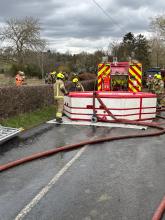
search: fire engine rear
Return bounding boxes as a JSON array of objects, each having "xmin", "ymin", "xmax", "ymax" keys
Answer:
[{"xmin": 98, "ymin": 61, "xmax": 142, "ymax": 92}]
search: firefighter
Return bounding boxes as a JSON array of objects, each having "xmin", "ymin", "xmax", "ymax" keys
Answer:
[
  {"xmin": 50, "ymin": 71, "xmax": 56, "ymax": 83},
  {"xmin": 15, "ymin": 71, "xmax": 25, "ymax": 86},
  {"xmin": 70, "ymin": 77, "xmax": 84, "ymax": 92},
  {"xmin": 146, "ymin": 75, "xmax": 153, "ymax": 92},
  {"xmin": 116, "ymin": 78, "xmax": 120, "ymax": 90},
  {"xmin": 54, "ymin": 72, "xmax": 68, "ymax": 123},
  {"xmin": 121, "ymin": 79, "xmax": 125, "ymax": 90},
  {"xmin": 123, "ymin": 78, "xmax": 128, "ymax": 90},
  {"xmin": 152, "ymin": 74, "xmax": 164, "ymax": 107},
  {"xmin": 112, "ymin": 78, "xmax": 116, "ymax": 90},
  {"xmin": 45, "ymin": 72, "xmax": 51, "ymax": 84}
]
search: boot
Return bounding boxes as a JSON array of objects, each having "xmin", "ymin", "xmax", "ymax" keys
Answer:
[{"xmin": 56, "ymin": 118, "xmax": 63, "ymax": 123}]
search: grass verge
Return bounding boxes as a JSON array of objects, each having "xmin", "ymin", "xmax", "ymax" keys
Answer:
[{"xmin": 0, "ymin": 105, "xmax": 55, "ymax": 130}]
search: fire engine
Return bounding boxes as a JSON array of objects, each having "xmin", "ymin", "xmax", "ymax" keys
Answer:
[
  {"xmin": 97, "ymin": 61, "xmax": 142, "ymax": 92},
  {"xmin": 61, "ymin": 60, "xmax": 158, "ymax": 125}
]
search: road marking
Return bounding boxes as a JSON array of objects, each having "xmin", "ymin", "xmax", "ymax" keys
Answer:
[{"xmin": 14, "ymin": 146, "xmax": 87, "ymax": 220}]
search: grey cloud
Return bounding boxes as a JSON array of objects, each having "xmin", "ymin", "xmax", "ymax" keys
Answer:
[
  {"xmin": 0, "ymin": 0, "xmax": 63, "ymax": 22},
  {"xmin": 0, "ymin": 0, "xmax": 164, "ymax": 52},
  {"xmin": 111, "ymin": 0, "xmax": 149, "ymax": 10}
]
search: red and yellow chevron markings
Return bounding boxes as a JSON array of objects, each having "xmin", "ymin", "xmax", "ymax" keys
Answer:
[
  {"xmin": 128, "ymin": 63, "xmax": 142, "ymax": 93},
  {"xmin": 98, "ymin": 63, "xmax": 110, "ymax": 91}
]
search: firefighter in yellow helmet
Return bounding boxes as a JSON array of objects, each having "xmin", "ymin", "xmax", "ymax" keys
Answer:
[
  {"xmin": 70, "ymin": 77, "xmax": 84, "ymax": 92},
  {"xmin": 54, "ymin": 72, "xmax": 68, "ymax": 123},
  {"xmin": 152, "ymin": 74, "xmax": 164, "ymax": 107},
  {"xmin": 50, "ymin": 71, "xmax": 56, "ymax": 84}
]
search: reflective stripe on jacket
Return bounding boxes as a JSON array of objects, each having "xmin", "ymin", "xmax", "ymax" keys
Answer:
[{"xmin": 54, "ymin": 79, "xmax": 67, "ymax": 99}]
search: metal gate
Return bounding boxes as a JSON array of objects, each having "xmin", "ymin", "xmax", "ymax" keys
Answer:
[{"xmin": 0, "ymin": 126, "xmax": 20, "ymax": 144}]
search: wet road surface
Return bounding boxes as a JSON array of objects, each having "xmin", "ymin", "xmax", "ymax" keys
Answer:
[{"xmin": 0, "ymin": 122, "xmax": 165, "ymax": 220}]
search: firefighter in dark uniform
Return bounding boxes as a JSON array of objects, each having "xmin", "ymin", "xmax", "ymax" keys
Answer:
[{"xmin": 69, "ymin": 77, "xmax": 84, "ymax": 92}]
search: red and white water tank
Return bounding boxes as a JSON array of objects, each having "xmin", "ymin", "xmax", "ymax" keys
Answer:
[{"xmin": 64, "ymin": 91, "xmax": 157, "ymax": 122}]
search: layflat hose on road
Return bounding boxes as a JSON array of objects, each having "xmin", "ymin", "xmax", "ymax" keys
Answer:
[
  {"xmin": 152, "ymin": 197, "xmax": 165, "ymax": 220},
  {"xmin": 0, "ymin": 93, "xmax": 165, "ymax": 219},
  {"xmin": 96, "ymin": 93, "xmax": 165, "ymax": 220},
  {"xmin": 0, "ymin": 119, "xmax": 165, "ymax": 173}
]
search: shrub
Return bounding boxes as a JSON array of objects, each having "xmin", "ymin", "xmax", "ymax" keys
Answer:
[{"xmin": 0, "ymin": 85, "xmax": 54, "ymax": 119}]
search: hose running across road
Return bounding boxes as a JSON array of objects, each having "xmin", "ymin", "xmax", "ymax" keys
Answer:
[{"xmin": 0, "ymin": 93, "xmax": 165, "ymax": 219}]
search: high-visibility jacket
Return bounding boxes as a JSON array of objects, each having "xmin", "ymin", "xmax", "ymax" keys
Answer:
[
  {"xmin": 15, "ymin": 74, "xmax": 23, "ymax": 86},
  {"xmin": 76, "ymin": 82, "xmax": 84, "ymax": 91},
  {"xmin": 54, "ymin": 79, "xmax": 67, "ymax": 99},
  {"xmin": 69, "ymin": 82, "xmax": 84, "ymax": 92}
]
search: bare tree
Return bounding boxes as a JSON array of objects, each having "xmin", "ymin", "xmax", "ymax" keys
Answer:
[
  {"xmin": 150, "ymin": 15, "xmax": 165, "ymax": 39},
  {"xmin": 0, "ymin": 17, "xmax": 46, "ymax": 66},
  {"xmin": 150, "ymin": 15, "xmax": 165, "ymax": 67},
  {"xmin": 149, "ymin": 37, "xmax": 165, "ymax": 67}
]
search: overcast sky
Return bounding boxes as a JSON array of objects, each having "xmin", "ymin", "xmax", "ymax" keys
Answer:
[{"xmin": 0, "ymin": 0, "xmax": 164, "ymax": 54}]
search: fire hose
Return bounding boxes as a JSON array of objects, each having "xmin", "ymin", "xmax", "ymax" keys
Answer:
[
  {"xmin": 0, "ymin": 92, "xmax": 165, "ymax": 219},
  {"xmin": 94, "ymin": 92, "xmax": 165, "ymax": 220},
  {"xmin": 152, "ymin": 197, "xmax": 165, "ymax": 220}
]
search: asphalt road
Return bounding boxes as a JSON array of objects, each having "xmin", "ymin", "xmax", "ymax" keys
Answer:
[{"xmin": 0, "ymin": 122, "xmax": 165, "ymax": 220}]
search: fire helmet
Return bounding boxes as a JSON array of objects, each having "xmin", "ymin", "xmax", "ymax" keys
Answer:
[
  {"xmin": 18, "ymin": 71, "xmax": 25, "ymax": 76},
  {"xmin": 157, "ymin": 74, "xmax": 162, "ymax": 80},
  {"xmin": 57, "ymin": 72, "xmax": 64, "ymax": 79},
  {"xmin": 72, "ymin": 77, "xmax": 78, "ymax": 83},
  {"xmin": 51, "ymin": 71, "xmax": 56, "ymax": 75}
]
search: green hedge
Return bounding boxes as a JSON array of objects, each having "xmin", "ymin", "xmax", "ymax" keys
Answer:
[
  {"xmin": 0, "ymin": 85, "xmax": 54, "ymax": 119},
  {"xmin": 0, "ymin": 79, "xmax": 96, "ymax": 119}
]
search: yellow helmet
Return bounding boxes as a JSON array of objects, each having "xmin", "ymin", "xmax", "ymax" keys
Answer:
[
  {"xmin": 154, "ymin": 74, "xmax": 158, "ymax": 78},
  {"xmin": 51, "ymin": 71, "xmax": 56, "ymax": 75},
  {"xmin": 157, "ymin": 74, "xmax": 162, "ymax": 79},
  {"xmin": 72, "ymin": 77, "xmax": 78, "ymax": 83},
  {"xmin": 57, "ymin": 72, "xmax": 64, "ymax": 79}
]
